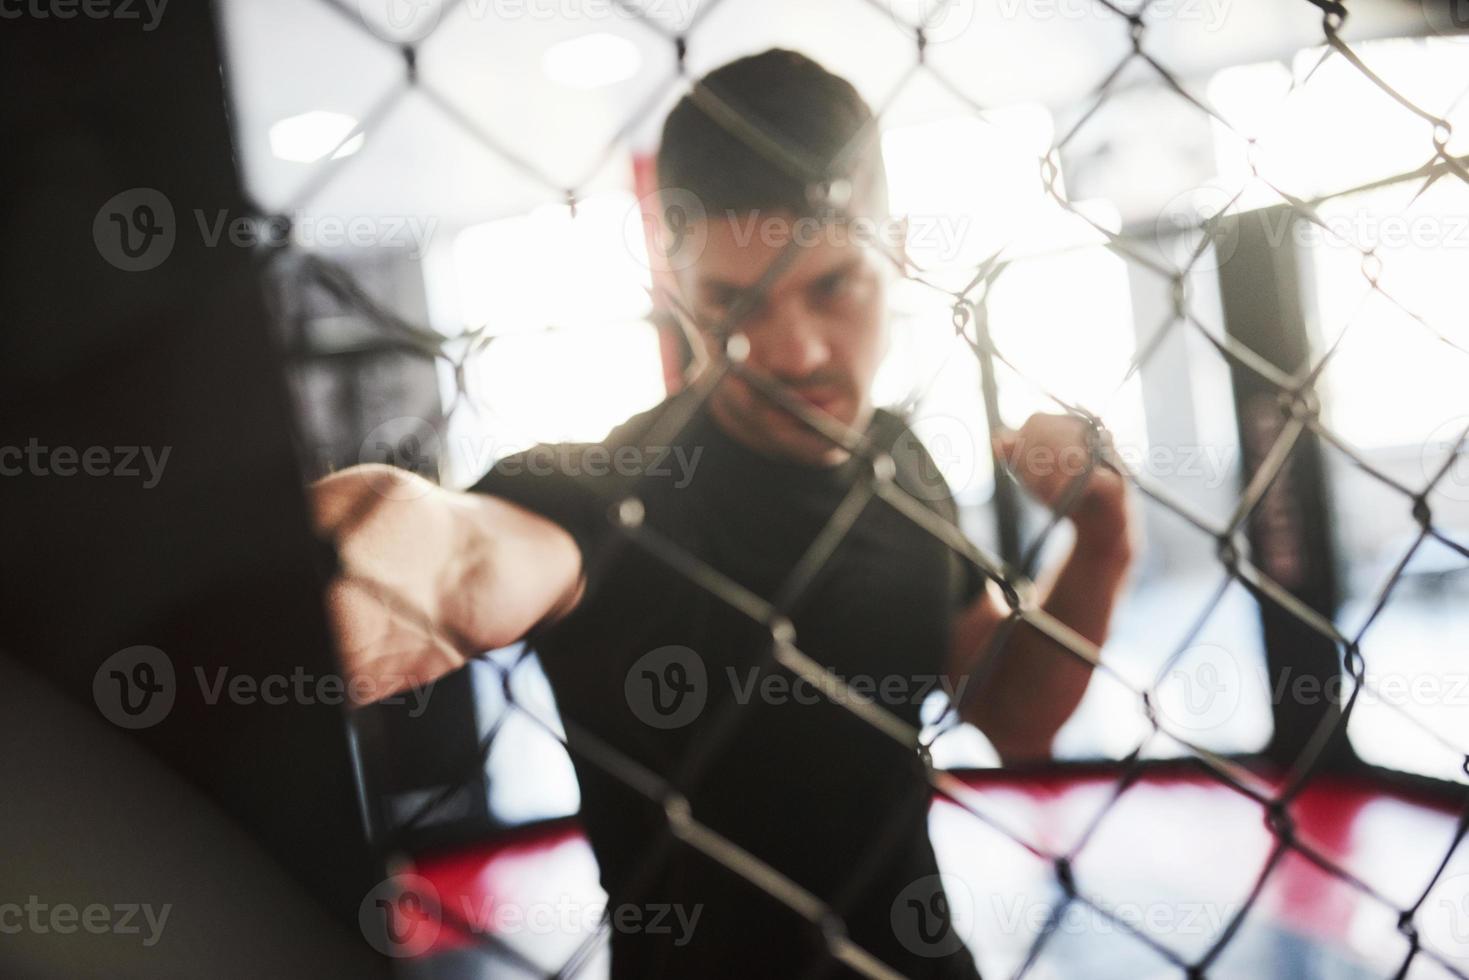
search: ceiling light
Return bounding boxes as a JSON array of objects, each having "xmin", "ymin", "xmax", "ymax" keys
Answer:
[
  {"xmin": 541, "ymin": 33, "xmax": 642, "ymax": 90},
  {"xmin": 269, "ymin": 110, "xmax": 365, "ymax": 163}
]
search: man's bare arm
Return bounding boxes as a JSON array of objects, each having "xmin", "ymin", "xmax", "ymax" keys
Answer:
[
  {"xmin": 311, "ymin": 464, "xmax": 583, "ymax": 702},
  {"xmin": 946, "ymin": 415, "xmax": 1136, "ymax": 764}
]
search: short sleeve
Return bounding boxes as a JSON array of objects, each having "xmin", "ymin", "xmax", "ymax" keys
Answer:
[
  {"xmin": 952, "ymin": 540, "xmax": 987, "ymax": 609},
  {"xmin": 874, "ymin": 409, "xmax": 988, "ymax": 610},
  {"xmin": 468, "ymin": 444, "xmax": 622, "ymax": 571},
  {"xmin": 929, "ymin": 485, "xmax": 987, "ymax": 611}
]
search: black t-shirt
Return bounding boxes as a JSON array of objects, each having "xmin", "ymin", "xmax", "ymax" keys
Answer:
[{"xmin": 471, "ymin": 388, "xmax": 984, "ymax": 979}]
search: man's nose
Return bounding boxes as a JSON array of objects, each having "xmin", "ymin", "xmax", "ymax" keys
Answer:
[{"xmin": 748, "ymin": 302, "xmax": 831, "ymax": 383}]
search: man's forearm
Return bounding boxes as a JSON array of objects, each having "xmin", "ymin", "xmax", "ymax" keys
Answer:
[
  {"xmin": 311, "ymin": 465, "xmax": 583, "ymax": 698},
  {"xmin": 1022, "ymin": 524, "xmax": 1131, "ymax": 728},
  {"xmin": 955, "ymin": 485, "xmax": 1135, "ymax": 764}
]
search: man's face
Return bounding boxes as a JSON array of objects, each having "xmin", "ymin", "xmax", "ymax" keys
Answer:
[{"xmin": 674, "ymin": 208, "xmax": 895, "ymax": 467}]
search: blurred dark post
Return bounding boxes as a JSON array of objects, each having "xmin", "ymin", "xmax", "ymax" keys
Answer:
[
  {"xmin": 0, "ymin": 0, "xmax": 389, "ymax": 955},
  {"xmin": 1216, "ymin": 206, "xmax": 1347, "ymax": 771}
]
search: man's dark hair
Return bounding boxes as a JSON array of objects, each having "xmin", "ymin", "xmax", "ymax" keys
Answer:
[{"xmin": 656, "ymin": 48, "xmax": 889, "ymax": 218}]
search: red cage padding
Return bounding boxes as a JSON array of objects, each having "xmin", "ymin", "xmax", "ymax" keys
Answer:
[{"xmin": 406, "ymin": 770, "xmax": 1467, "ymax": 978}]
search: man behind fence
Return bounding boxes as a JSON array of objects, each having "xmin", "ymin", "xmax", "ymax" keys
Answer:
[{"xmin": 314, "ymin": 48, "xmax": 1136, "ymax": 979}]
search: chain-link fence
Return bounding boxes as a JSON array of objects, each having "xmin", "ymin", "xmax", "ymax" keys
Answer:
[{"xmin": 241, "ymin": 0, "xmax": 1469, "ymax": 975}]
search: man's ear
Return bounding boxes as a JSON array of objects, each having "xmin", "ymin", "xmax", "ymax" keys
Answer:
[{"xmin": 653, "ymin": 285, "xmax": 714, "ymax": 394}]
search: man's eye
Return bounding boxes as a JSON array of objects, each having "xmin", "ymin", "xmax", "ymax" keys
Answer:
[
  {"xmin": 813, "ymin": 272, "xmax": 852, "ymax": 299},
  {"xmin": 704, "ymin": 288, "xmax": 742, "ymax": 310},
  {"xmin": 702, "ymin": 292, "xmax": 763, "ymax": 328}
]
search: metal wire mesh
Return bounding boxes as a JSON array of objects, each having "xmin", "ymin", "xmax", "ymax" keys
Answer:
[{"xmin": 252, "ymin": 0, "xmax": 1469, "ymax": 975}]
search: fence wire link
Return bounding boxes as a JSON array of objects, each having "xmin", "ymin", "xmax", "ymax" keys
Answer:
[{"xmin": 251, "ymin": 0, "xmax": 1469, "ymax": 976}]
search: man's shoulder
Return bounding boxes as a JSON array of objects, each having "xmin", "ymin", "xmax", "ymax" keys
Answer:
[
  {"xmin": 600, "ymin": 388, "xmax": 703, "ymax": 451},
  {"xmin": 480, "ymin": 391, "xmax": 692, "ymax": 477},
  {"xmin": 867, "ymin": 404, "xmax": 910, "ymax": 443},
  {"xmin": 868, "ymin": 405, "xmax": 964, "ymax": 517}
]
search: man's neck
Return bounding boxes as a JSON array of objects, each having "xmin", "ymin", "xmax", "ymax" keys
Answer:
[{"xmin": 704, "ymin": 391, "xmax": 871, "ymax": 470}]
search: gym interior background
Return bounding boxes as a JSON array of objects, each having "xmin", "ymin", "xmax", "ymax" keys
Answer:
[{"xmin": 5, "ymin": 0, "xmax": 1469, "ymax": 976}]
